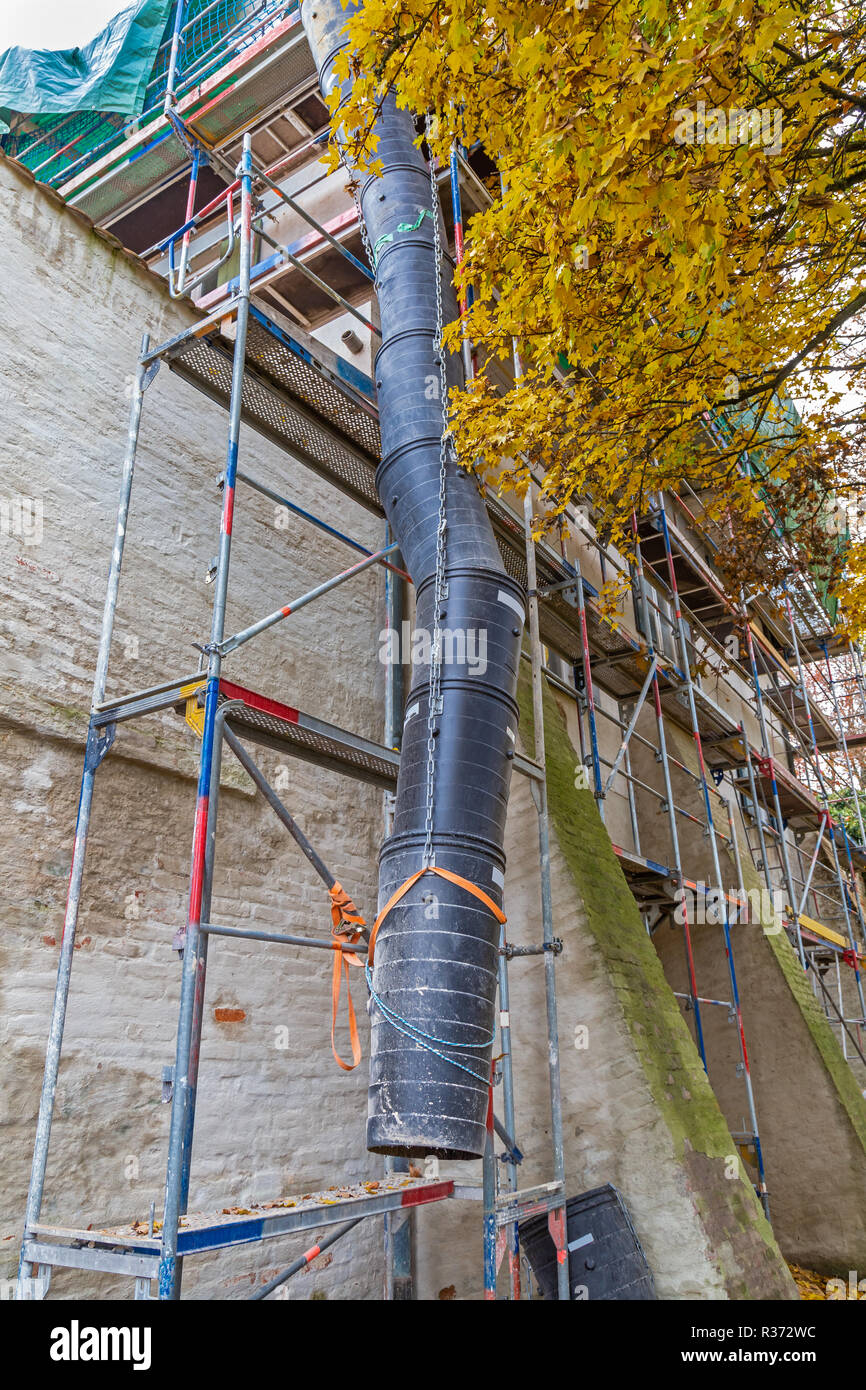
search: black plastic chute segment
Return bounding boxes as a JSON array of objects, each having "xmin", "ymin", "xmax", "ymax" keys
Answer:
[
  {"xmin": 370, "ymin": 836, "xmax": 505, "ymax": 1159},
  {"xmin": 392, "ymin": 682, "xmax": 518, "ymax": 844},
  {"xmin": 377, "ymin": 444, "xmax": 504, "ymax": 579},
  {"xmin": 414, "ymin": 569, "xmax": 525, "ymax": 685},
  {"xmin": 302, "ymin": 0, "xmax": 524, "ymax": 1159},
  {"xmin": 519, "ymin": 1185, "xmax": 657, "ymax": 1301}
]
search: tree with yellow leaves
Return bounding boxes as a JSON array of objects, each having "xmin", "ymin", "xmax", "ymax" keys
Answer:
[{"xmin": 327, "ymin": 0, "xmax": 866, "ymax": 631}]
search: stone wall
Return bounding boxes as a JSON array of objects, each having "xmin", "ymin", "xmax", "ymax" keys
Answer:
[
  {"xmin": 652, "ymin": 721, "xmax": 866, "ymax": 1274},
  {"xmin": 0, "ymin": 154, "xmax": 388, "ymax": 1299},
  {"xmin": 0, "ymin": 151, "xmax": 824, "ymax": 1301}
]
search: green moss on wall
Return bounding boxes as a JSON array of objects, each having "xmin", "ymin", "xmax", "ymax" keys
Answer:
[
  {"xmin": 517, "ymin": 669, "xmax": 792, "ymax": 1286},
  {"xmin": 736, "ymin": 848, "xmax": 866, "ymax": 1156},
  {"xmin": 665, "ymin": 715, "xmax": 866, "ymax": 1158}
]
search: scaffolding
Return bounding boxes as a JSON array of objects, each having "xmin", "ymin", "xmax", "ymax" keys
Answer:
[
  {"xmin": 16, "ymin": 122, "xmax": 579, "ymax": 1300},
  {"xmin": 569, "ymin": 473, "xmax": 866, "ymax": 1086},
  {"xmin": 1, "ymin": 3, "xmax": 307, "ymax": 206}
]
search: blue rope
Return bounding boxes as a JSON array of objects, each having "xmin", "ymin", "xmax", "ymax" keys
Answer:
[{"xmin": 365, "ymin": 965, "xmax": 493, "ymax": 1084}]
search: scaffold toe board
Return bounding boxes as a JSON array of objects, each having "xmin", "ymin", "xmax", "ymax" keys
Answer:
[
  {"xmin": 213, "ymin": 679, "xmax": 400, "ymax": 787},
  {"xmin": 94, "ymin": 673, "xmax": 400, "ymax": 787}
]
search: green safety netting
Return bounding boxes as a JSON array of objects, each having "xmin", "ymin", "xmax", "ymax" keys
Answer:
[
  {"xmin": 720, "ymin": 394, "xmax": 844, "ymax": 626},
  {"xmin": 0, "ymin": 1, "xmax": 175, "ymax": 125},
  {"xmin": 0, "ymin": 1, "xmax": 267, "ymax": 186}
]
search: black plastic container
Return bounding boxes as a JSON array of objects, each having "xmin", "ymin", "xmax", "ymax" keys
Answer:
[{"xmin": 520, "ymin": 1185, "xmax": 657, "ymax": 1300}]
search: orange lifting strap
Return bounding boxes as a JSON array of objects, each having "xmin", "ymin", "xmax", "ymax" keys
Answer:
[
  {"xmin": 328, "ymin": 882, "xmax": 366, "ymax": 1072},
  {"xmin": 367, "ymin": 865, "xmax": 506, "ymax": 968}
]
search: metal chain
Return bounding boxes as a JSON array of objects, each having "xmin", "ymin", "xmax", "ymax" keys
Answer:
[
  {"xmin": 340, "ymin": 150, "xmax": 376, "ymax": 272},
  {"xmin": 423, "ymin": 112, "xmax": 450, "ymax": 869},
  {"xmin": 326, "ymin": 55, "xmax": 376, "ymax": 271},
  {"xmin": 340, "ymin": 111, "xmax": 442, "ymax": 866}
]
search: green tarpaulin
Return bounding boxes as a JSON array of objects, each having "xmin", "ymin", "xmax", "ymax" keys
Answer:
[{"xmin": 0, "ymin": 0, "xmax": 174, "ymax": 122}]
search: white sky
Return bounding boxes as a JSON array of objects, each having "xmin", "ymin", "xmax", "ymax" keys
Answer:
[{"xmin": 0, "ymin": 2, "xmax": 125, "ymax": 51}]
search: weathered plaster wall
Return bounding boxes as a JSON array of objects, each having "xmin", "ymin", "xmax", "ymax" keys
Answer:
[
  {"xmin": 0, "ymin": 155, "xmax": 389, "ymax": 1299},
  {"xmin": 0, "ymin": 151, "xmax": 825, "ymax": 1301},
  {"xmin": 652, "ymin": 721, "xmax": 866, "ymax": 1275}
]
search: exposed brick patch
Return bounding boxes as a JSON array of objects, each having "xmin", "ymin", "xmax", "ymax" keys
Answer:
[{"xmin": 213, "ymin": 1008, "xmax": 246, "ymax": 1024}]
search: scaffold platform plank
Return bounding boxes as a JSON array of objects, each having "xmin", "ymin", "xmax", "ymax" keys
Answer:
[
  {"xmin": 60, "ymin": 13, "xmax": 315, "ymax": 227},
  {"xmin": 589, "ymin": 627, "xmax": 653, "ymax": 698},
  {"xmin": 637, "ymin": 513, "xmax": 730, "ymax": 629},
  {"xmin": 794, "ymin": 911, "xmax": 850, "ymax": 954},
  {"xmin": 659, "ymin": 679, "xmax": 743, "ymax": 768},
  {"xmin": 754, "ymin": 755, "xmax": 824, "ymax": 826},
  {"xmin": 751, "ymin": 626, "xmax": 838, "ymax": 748},
  {"xmin": 94, "ymin": 675, "xmax": 400, "ymax": 788},
  {"xmin": 164, "ymin": 307, "xmax": 382, "ymax": 514},
  {"xmin": 25, "ymin": 1176, "xmax": 454, "ymax": 1269},
  {"xmin": 612, "ymin": 844, "xmax": 677, "ymax": 907},
  {"xmin": 215, "ymin": 679, "xmax": 398, "ymax": 788}
]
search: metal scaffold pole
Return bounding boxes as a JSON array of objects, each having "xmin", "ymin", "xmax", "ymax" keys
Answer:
[
  {"xmin": 781, "ymin": 589, "xmax": 866, "ymax": 1020},
  {"xmin": 495, "ymin": 918, "xmax": 522, "ymax": 1300},
  {"xmin": 449, "ymin": 168, "xmax": 525, "ymax": 1301},
  {"xmin": 851, "ymin": 642, "xmax": 866, "ymax": 725},
  {"xmin": 18, "ymin": 331, "xmax": 154, "ymax": 1296},
  {"xmin": 737, "ymin": 731, "xmax": 774, "ymax": 896},
  {"xmin": 655, "ymin": 497, "xmax": 770, "ymax": 1219},
  {"xmin": 158, "ymin": 134, "xmax": 254, "ymax": 1302},
  {"xmin": 821, "ymin": 640, "xmax": 866, "ymax": 847},
  {"xmin": 521, "ymin": 489, "xmax": 569, "ymax": 1302},
  {"xmin": 631, "ymin": 515, "xmax": 707, "ymax": 1070},
  {"xmin": 573, "ymin": 551, "xmax": 604, "ymax": 811},
  {"xmin": 382, "ymin": 527, "xmax": 414, "ymax": 1302},
  {"xmin": 740, "ymin": 611, "xmax": 807, "ymax": 969},
  {"xmin": 174, "ymin": 698, "xmax": 236, "ymax": 1264}
]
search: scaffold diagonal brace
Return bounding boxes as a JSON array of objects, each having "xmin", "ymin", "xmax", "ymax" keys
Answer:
[{"xmin": 603, "ymin": 655, "xmax": 657, "ymax": 795}]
